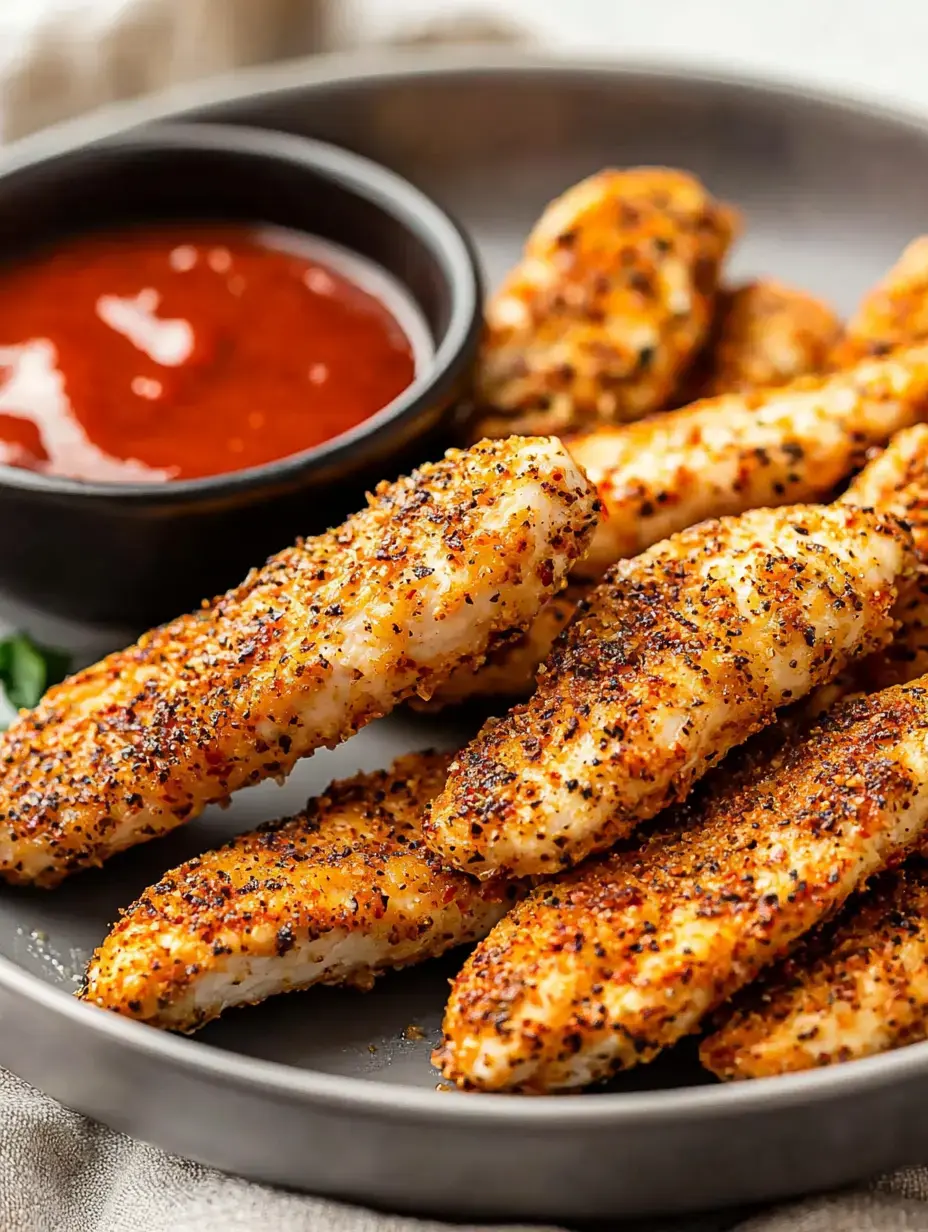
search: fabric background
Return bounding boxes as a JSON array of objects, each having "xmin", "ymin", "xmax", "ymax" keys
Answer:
[{"xmin": 3, "ymin": 1, "xmax": 928, "ymax": 1229}]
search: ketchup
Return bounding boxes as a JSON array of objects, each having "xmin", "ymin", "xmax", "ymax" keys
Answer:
[{"xmin": 0, "ymin": 224, "xmax": 423, "ymax": 482}]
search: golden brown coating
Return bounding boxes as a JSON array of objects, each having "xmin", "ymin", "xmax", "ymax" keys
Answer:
[
  {"xmin": 697, "ymin": 427, "xmax": 928, "ymax": 1081},
  {"xmin": 700, "ymin": 860, "xmax": 928, "ymax": 1080},
  {"xmin": 414, "ymin": 326, "xmax": 914, "ymax": 712},
  {"xmin": 424, "ymin": 502, "xmax": 915, "ymax": 879},
  {"xmin": 471, "ymin": 168, "xmax": 738, "ymax": 439},
  {"xmin": 0, "ymin": 437, "xmax": 598, "ymax": 888},
  {"xmin": 82, "ymin": 752, "xmax": 524, "ymax": 1032},
  {"xmin": 684, "ymin": 280, "xmax": 841, "ymax": 399},
  {"xmin": 410, "ymin": 584, "xmax": 587, "ymax": 711},
  {"xmin": 863, "ymin": 573, "xmax": 928, "ymax": 691},
  {"xmin": 436, "ymin": 682, "xmax": 928, "ymax": 1092},
  {"xmin": 842, "ymin": 424, "xmax": 928, "ymax": 690},
  {"xmin": 442, "ymin": 357, "xmax": 928, "ymax": 712},
  {"xmin": 832, "ymin": 237, "xmax": 928, "ymax": 366},
  {"xmin": 568, "ymin": 343, "xmax": 928, "ymax": 579}
]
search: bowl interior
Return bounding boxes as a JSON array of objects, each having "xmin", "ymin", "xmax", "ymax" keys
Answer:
[
  {"xmin": 0, "ymin": 124, "xmax": 458, "ymax": 352},
  {"xmin": 5, "ymin": 62, "xmax": 928, "ymax": 1098}
]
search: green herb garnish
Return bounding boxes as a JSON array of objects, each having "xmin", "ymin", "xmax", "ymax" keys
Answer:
[{"xmin": 0, "ymin": 634, "xmax": 71, "ymax": 722}]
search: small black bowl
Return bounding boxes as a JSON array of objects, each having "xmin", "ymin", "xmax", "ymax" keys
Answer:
[{"xmin": 0, "ymin": 122, "xmax": 482, "ymax": 626}]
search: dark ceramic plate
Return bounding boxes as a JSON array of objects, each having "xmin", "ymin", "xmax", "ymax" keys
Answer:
[{"xmin": 3, "ymin": 51, "xmax": 928, "ymax": 1223}]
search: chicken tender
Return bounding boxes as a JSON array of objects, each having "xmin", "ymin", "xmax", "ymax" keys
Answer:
[
  {"xmin": 568, "ymin": 343, "xmax": 928, "ymax": 578},
  {"xmin": 82, "ymin": 752, "xmax": 524, "ymax": 1032},
  {"xmin": 842, "ymin": 424, "xmax": 928, "ymax": 690},
  {"xmin": 425, "ymin": 503, "xmax": 914, "ymax": 879},
  {"xmin": 832, "ymin": 237, "xmax": 928, "ymax": 366},
  {"xmin": 0, "ymin": 437, "xmax": 598, "ymax": 888},
  {"xmin": 471, "ymin": 168, "xmax": 738, "ymax": 439},
  {"xmin": 411, "ymin": 584, "xmax": 587, "ymax": 711},
  {"xmin": 684, "ymin": 280, "xmax": 840, "ymax": 399},
  {"xmin": 431, "ymin": 353, "xmax": 928, "ymax": 712},
  {"xmin": 843, "ymin": 421, "xmax": 928, "ymax": 526},
  {"xmin": 698, "ymin": 426, "xmax": 928, "ymax": 1080},
  {"xmin": 700, "ymin": 860, "xmax": 928, "ymax": 1080},
  {"xmin": 436, "ymin": 682, "xmax": 928, "ymax": 1091}
]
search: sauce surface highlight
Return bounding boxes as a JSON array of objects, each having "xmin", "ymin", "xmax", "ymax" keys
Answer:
[{"xmin": 0, "ymin": 224, "xmax": 421, "ymax": 482}]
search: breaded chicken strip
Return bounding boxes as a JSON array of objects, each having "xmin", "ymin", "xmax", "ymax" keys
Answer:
[
  {"xmin": 436, "ymin": 682, "xmax": 928, "ymax": 1092},
  {"xmin": 419, "ymin": 348, "xmax": 928, "ymax": 713},
  {"xmin": 683, "ymin": 280, "xmax": 840, "ymax": 400},
  {"xmin": 425, "ymin": 502, "xmax": 914, "ymax": 878},
  {"xmin": 700, "ymin": 860, "xmax": 928, "ymax": 1080},
  {"xmin": 568, "ymin": 343, "xmax": 928, "ymax": 578},
  {"xmin": 843, "ymin": 421, "xmax": 928, "ymax": 525},
  {"xmin": 832, "ymin": 237, "xmax": 928, "ymax": 366},
  {"xmin": 699, "ymin": 427, "xmax": 928, "ymax": 1080},
  {"xmin": 411, "ymin": 584, "xmax": 586, "ymax": 711},
  {"xmin": 842, "ymin": 424, "xmax": 928, "ymax": 690},
  {"xmin": 406, "ymin": 586, "xmax": 586, "ymax": 714},
  {"xmin": 0, "ymin": 438, "xmax": 598, "ymax": 888},
  {"xmin": 82, "ymin": 753, "xmax": 524, "ymax": 1032},
  {"xmin": 471, "ymin": 168, "xmax": 737, "ymax": 439}
]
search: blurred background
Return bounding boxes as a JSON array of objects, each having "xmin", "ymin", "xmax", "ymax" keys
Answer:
[{"xmin": 3, "ymin": 0, "xmax": 928, "ymax": 145}]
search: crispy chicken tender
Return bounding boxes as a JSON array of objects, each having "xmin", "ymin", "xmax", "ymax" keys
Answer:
[
  {"xmin": 832, "ymin": 237, "xmax": 928, "ymax": 366},
  {"xmin": 796, "ymin": 425, "xmax": 928, "ymax": 719},
  {"xmin": 82, "ymin": 753, "xmax": 524, "ymax": 1032},
  {"xmin": 424, "ymin": 503, "xmax": 915, "ymax": 879},
  {"xmin": 568, "ymin": 343, "xmax": 928, "ymax": 578},
  {"xmin": 436, "ymin": 682, "xmax": 928, "ymax": 1092},
  {"xmin": 843, "ymin": 421, "xmax": 928, "ymax": 524},
  {"xmin": 471, "ymin": 168, "xmax": 738, "ymax": 439},
  {"xmin": 842, "ymin": 424, "xmax": 928, "ymax": 690},
  {"xmin": 684, "ymin": 280, "xmax": 840, "ymax": 400},
  {"xmin": 426, "ymin": 348, "xmax": 928, "ymax": 711},
  {"xmin": 411, "ymin": 584, "xmax": 587, "ymax": 711},
  {"xmin": 699, "ymin": 427, "xmax": 928, "ymax": 1081},
  {"xmin": 700, "ymin": 859, "xmax": 928, "ymax": 1080},
  {"xmin": 0, "ymin": 438, "xmax": 598, "ymax": 888}
]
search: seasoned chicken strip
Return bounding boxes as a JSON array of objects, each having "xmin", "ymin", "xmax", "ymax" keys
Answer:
[
  {"xmin": 568, "ymin": 343, "xmax": 928, "ymax": 578},
  {"xmin": 700, "ymin": 860, "xmax": 928, "ymax": 1080},
  {"xmin": 436, "ymin": 682, "xmax": 928, "ymax": 1092},
  {"xmin": 471, "ymin": 168, "xmax": 738, "ymax": 439},
  {"xmin": 421, "ymin": 348, "xmax": 926, "ymax": 711},
  {"xmin": 82, "ymin": 752, "xmax": 524, "ymax": 1032},
  {"xmin": 832, "ymin": 236, "xmax": 928, "ymax": 366},
  {"xmin": 698, "ymin": 426, "xmax": 928, "ymax": 1080},
  {"xmin": 0, "ymin": 437, "xmax": 598, "ymax": 888},
  {"xmin": 411, "ymin": 584, "xmax": 587, "ymax": 711},
  {"xmin": 682, "ymin": 280, "xmax": 840, "ymax": 400},
  {"xmin": 843, "ymin": 421, "xmax": 928, "ymax": 525},
  {"xmin": 842, "ymin": 424, "xmax": 928, "ymax": 690},
  {"xmin": 425, "ymin": 502, "xmax": 914, "ymax": 878}
]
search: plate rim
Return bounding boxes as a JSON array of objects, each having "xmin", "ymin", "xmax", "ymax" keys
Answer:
[
  {"xmin": 8, "ymin": 43, "xmax": 928, "ymax": 176},
  {"xmin": 5, "ymin": 47, "xmax": 928, "ymax": 1126}
]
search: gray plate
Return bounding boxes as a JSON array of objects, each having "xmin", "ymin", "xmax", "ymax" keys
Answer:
[{"xmin": 4, "ymin": 51, "xmax": 928, "ymax": 1223}]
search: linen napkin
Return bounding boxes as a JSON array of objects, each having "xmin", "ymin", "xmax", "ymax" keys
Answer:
[{"xmin": 4, "ymin": 1062, "xmax": 928, "ymax": 1231}]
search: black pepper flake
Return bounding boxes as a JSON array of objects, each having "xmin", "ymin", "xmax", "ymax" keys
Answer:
[{"xmin": 276, "ymin": 923, "xmax": 296, "ymax": 955}]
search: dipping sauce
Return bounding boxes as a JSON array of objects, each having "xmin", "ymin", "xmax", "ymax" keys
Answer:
[{"xmin": 0, "ymin": 224, "xmax": 425, "ymax": 482}]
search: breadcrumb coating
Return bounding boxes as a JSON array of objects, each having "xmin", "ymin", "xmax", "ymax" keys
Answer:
[
  {"xmin": 472, "ymin": 168, "xmax": 737, "ymax": 438},
  {"xmin": 832, "ymin": 237, "xmax": 928, "ymax": 366},
  {"xmin": 682, "ymin": 280, "xmax": 840, "ymax": 400},
  {"xmin": 82, "ymin": 752, "xmax": 524, "ymax": 1032},
  {"xmin": 425, "ymin": 502, "xmax": 914, "ymax": 878},
  {"xmin": 437, "ymin": 683, "xmax": 928, "ymax": 1091},
  {"xmin": 569, "ymin": 344, "xmax": 928, "ymax": 578},
  {"xmin": 0, "ymin": 437, "xmax": 597, "ymax": 887}
]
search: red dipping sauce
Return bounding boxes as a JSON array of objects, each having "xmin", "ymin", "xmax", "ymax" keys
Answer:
[{"xmin": 0, "ymin": 224, "xmax": 424, "ymax": 482}]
